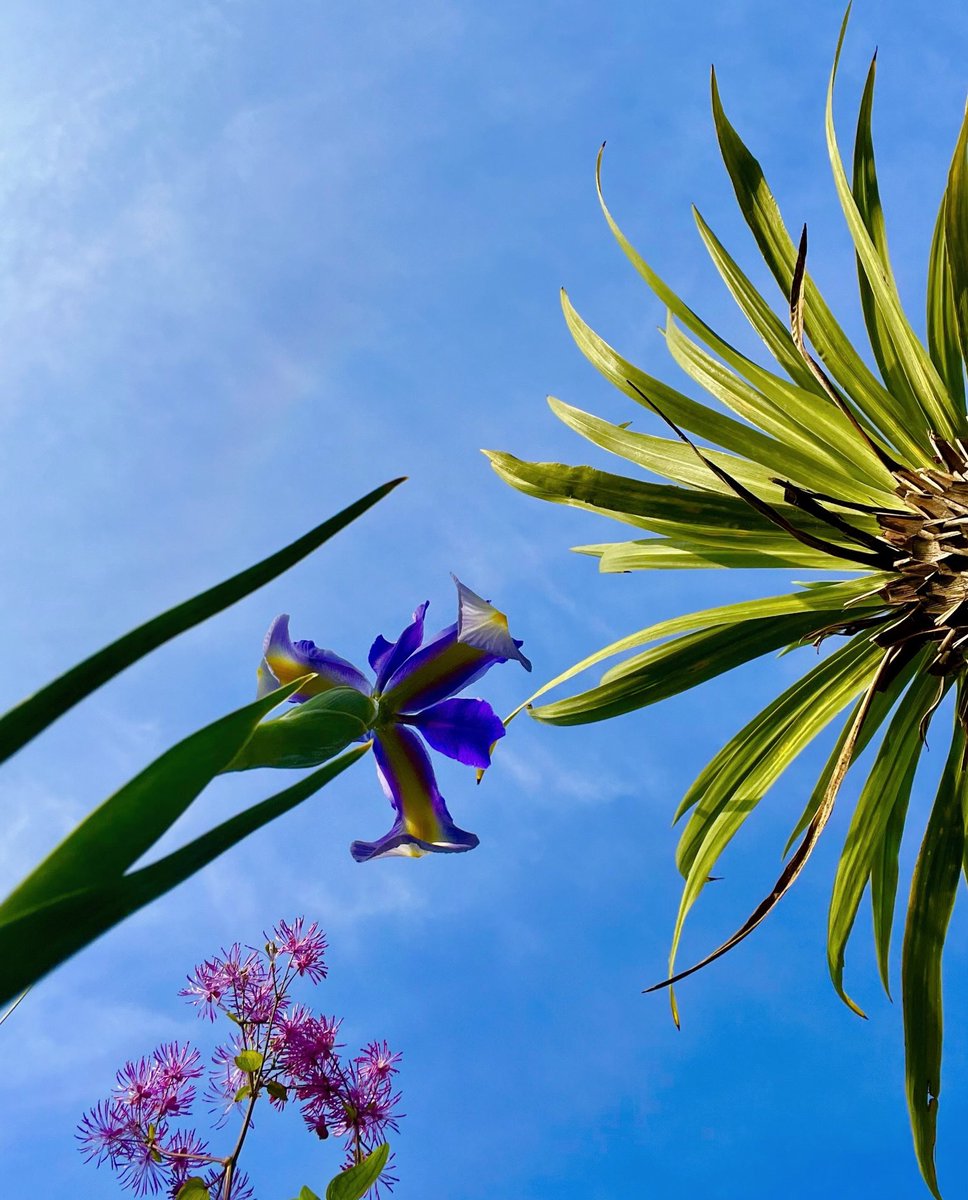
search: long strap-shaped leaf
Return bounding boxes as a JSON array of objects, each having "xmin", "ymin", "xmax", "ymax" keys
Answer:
[
  {"xmin": 664, "ymin": 315, "xmax": 890, "ymax": 494},
  {"xmin": 902, "ymin": 719, "xmax": 966, "ymax": 1200},
  {"xmin": 580, "ymin": 536, "xmax": 858, "ymax": 572},
  {"xmin": 0, "ymin": 478, "xmax": 402, "ymax": 768},
  {"xmin": 0, "ymin": 677, "xmax": 310, "ymax": 920},
  {"xmin": 530, "ymin": 610, "xmax": 847, "ymax": 726},
  {"xmin": 662, "ymin": 634, "xmax": 890, "ymax": 1026},
  {"xmin": 710, "ymin": 66, "xmax": 930, "ymax": 464},
  {"xmin": 0, "ymin": 744, "xmax": 370, "ymax": 1006},
  {"xmin": 870, "ymin": 756, "xmax": 913, "ymax": 1000},
  {"xmin": 547, "ymin": 397, "xmax": 791, "ymax": 498},
  {"xmin": 561, "ymin": 291, "xmax": 896, "ymax": 503},
  {"xmin": 826, "ymin": 12, "xmax": 959, "ymax": 441},
  {"xmin": 942, "ymin": 102, "xmax": 968, "ymax": 382},
  {"xmin": 827, "ymin": 668, "xmax": 943, "ymax": 1016},
  {"xmin": 851, "ymin": 53, "xmax": 924, "ymax": 418},
  {"xmin": 484, "ymin": 450, "xmax": 857, "ymax": 542},
  {"xmin": 645, "ymin": 643, "xmax": 896, "ymax": 1002},
  {"xmin": 506, "ymin": 576, "xmax": 886, "ymax": 723},
  {"xmin": 595, "ymin": 148, "xmax": 892, "ymax": 489},
  {"xmin": 673, "ymin": 634, "xmax": 886, "ymax": 865},
  {"xmin": 927, "ymin": 190, "xmax": 966, "ymax": 412},
  {"xmin": 691, "ymin": 207, "xmax": 848, "ymax": 401}
]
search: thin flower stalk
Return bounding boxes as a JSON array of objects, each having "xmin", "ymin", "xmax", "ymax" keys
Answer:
[{"xmin": 77, "ymin": 918, "xmax": 400, "ymax": 1200}]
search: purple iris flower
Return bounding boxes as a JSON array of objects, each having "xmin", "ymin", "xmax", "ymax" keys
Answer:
[{"xmin": 257, "ymin": 577, "xmax": 531, "ymax": 861}]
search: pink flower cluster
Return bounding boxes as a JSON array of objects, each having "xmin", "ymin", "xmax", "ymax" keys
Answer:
[{"xmin": 77, "ymin": 918, "xmax": 401, "ymax": 1200}]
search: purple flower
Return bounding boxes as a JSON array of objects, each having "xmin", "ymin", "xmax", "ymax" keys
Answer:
[
  {"xmin": 165, "ymin": 1128, "xmax": 211, "ymax": 1192},
  {"xmin": 357, "ymin": 1040, "xmax": 402, "ymax": 1085},
  {"xmin": 151, "ymin": 1043, "xmax": 203, "ymax": 1118},
  {"xmin": 272, "ymin": 917, "xmax": 328, "ymax": 983},
  {"xmin": 257, "ymin": 577, "xmax": 531, "ymax": 861},
  {"xmin": 76, "ymin": 1099, "xmax": 137, "ymax": 1168},
  {"xmin": 181, "ymin": 945, "xmax": 277, "ymax": 1025}
]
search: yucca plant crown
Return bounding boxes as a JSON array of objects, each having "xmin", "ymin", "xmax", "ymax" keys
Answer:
[{"xmin": 488, "ymin": 13, "xmax": 968, "ymax": 1197}]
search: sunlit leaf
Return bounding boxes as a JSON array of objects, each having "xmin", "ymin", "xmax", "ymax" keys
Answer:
[
  {"xmin": 827, "ymin": 668, "xmax": 942, "ymax": 1014},
  {"xmin": 325, "ymin": 1144, "xmax": 390, "ymax": 1200}
]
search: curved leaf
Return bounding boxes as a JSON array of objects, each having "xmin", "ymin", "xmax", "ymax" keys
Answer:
[
  {"xmin": 902, "ymin": 720, "xmax": 966, "ymax": 1199},
  {"xmin": 826, "ymin": 13, "xmax": 958, "ymax": 439},
  {"xmin": 326, "ymin": 1144, "xmax": 390, "ymax": 1200},
  {"xmin": 927, "ymin": 192, "xmax": 966, "ymax": 411},
  {"xmin": 505, "ymin": 577, "xmax": 886, "ymax": 723},
  {"xmin": 579, "ymin": 535, "xmax": 854, "ymax": 572},
  {"xmin": 484, "ymin": 450, "xmax": 855, "ymax": 541},
  {"xmin": 0, "ymin": 479, "xmax": 403, "ymax": 768},
  {"xmin": 530, "ymin": 610, "xmax": 843, "ymax": 726},
  {"xmin": 0, "ymin": 677, "xmax": 309, "ymax": 922},
  {"xmin": 942, "ymin": 102, "xmax": 968, "ymax": 379},
  {"xmin": 547, "ymin": 397, "xmax": 785, "ymax": 497},
  {"xmin": 0, "ymin": 744, "xmax": 370, "ymax": 1005},
  {"xmin": 827, "ymin": 669, "xmax": 943, "ymax": 1015},
  {"xmin": 710, "ymin": 65, "xmax": 931, "ymax": 464}
]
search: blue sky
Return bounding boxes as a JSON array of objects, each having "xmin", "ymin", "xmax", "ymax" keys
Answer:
[{"xmin": 2, "ymin": 1, "xmax": 968, "ymax": 1197}]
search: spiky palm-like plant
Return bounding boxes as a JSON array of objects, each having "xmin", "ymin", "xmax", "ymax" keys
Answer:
[{"xmin": 488, "ymin": 15, "xmax": 968, "ymax": 1197}]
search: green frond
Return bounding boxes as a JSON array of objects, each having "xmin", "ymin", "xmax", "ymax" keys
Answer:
[
  {"xmin": 942, "ymin": 105, "xmax": 968, "ymax": 380},
  {"xmin": 492, "ymin": 9, "xmax": 968, "ymax": 1191},
  {"xmin": 827, "ymin": 664, "xmax": 941, "ymax": 1015},
  {"xmin": 903, "ymin": 719, "xmax": 966, "ymax": 1198}
]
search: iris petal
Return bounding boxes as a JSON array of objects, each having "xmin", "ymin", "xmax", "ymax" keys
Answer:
[
  {"xmin": 402, "ymin": 698, "xmax": 506, "ymax": 768},
  {"xmin": 368, "ymin": 601, "xmax": 429, "ymax": 691},
  {"xmin": 350, "ymin": 725, "xmax": 479, "ymax": 862},
  {"xmin": 454, "ymin": 577, "xmax": 532, "ymax": 671},
  {"xmin": 261, "ymin": 614, "xmax": 371, "ymax": 701},
  {"xmin": 380, "ymin": 578, "xmax": 530, "ymax": 711}
]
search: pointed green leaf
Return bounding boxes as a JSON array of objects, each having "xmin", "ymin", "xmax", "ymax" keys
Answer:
[
  {"xmin": 547, "ymin": 397, "xmax": 787, "ymax": 498},
  {"xmin": 580, "ymin": 535, "xmax": 853, "ymax": 573},
  {"xmin": 902, "ymin": 720, "xmax": 965, "ymax": 1199},
  {"xmin": 942, "ymin": 102, "xmax": 968, "ymax": 380},
  {"xmin": 927, "ymin": 193, "xmax": 966, "ymax": 412},
  {"xmin": 561, "ymin": 289, "xmax": 890, "ymax": 485},
  {"xmin": 710, "ymin": 65, "xmax": 931, "ymax": 463},
  {"xmin": 827, "ymin": 669, "xmax": 941, "ymax": 1014},
  {"xmin": 673, "ymin": 633, "xmax": 884, "ymax": 875},
  {"xmin": 870, "ymin": 754, "xmax": 911, "ymax": 999},
  {"xmin": 851, "ymin": 53, "xmax": 924, "ymax": 417},
  {"xmin": 826, "ymin": 16, "xmax": 958, "ymax": 439},
  {"xmin": 664, "ymin": 314, "xmax": 890, "ymax": 496},
  {"xmin": 325, "ymin": 1143, "xmax": 390, "ymax": 1200},
  {"xmin": 0, "ymin": 744, "xmax": 370, "ymax": 1005},
  {"xmin": 783, "ymin": 649, "xmax": 925, "ymax": 855},
  {"xmin": 596, "ymin": 146, "xmax": 894, "ymax": 490},
  {"xmin": 691, "ymin": 206, "xmax": 836, "ymax": 397},
  {"xmin": 505, "ymin": 577, "xmax": 886, "ymax": 723},
  {"xmin": 0, "ymin": 678, "xmax": 308, "ymax": 923},
  {"xmin": 530, "ymin": 610, "xmax": 842, "ymax": 726},
  {"xmin": 483, "ymin": 449, "xmax": 861, "ymax": 541},
  {"xmin": 0, "ymin": 479, "xmax": 403, "ymax": 769}
]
